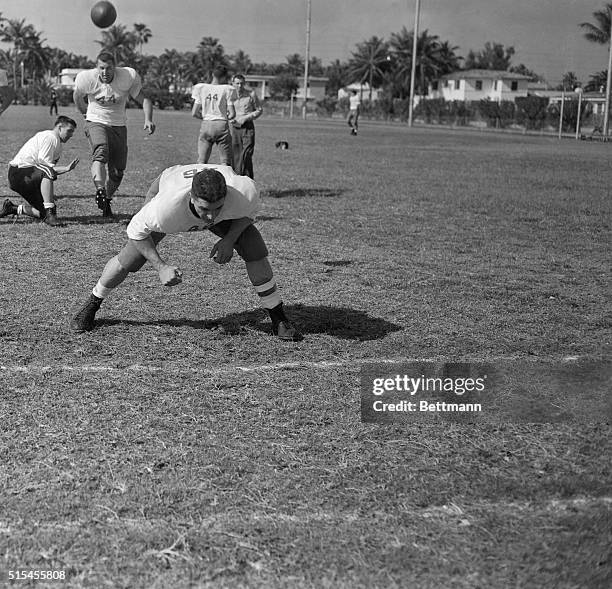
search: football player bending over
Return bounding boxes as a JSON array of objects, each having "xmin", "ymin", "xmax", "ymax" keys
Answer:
[{"xmin": 70, "ymin": 164, "xmax": 303, "ymax": 341}]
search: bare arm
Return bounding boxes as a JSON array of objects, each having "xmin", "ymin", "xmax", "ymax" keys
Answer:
[
  {"xmin": 73, "ymin": 89, "xmax": 88, "ymax": 116},
  {"xmin": 54, "ymin": 158, "xmax": 80, "ymax": 175},
  {"xmin": 133, "ymin": 90, "xmax": 155, "ymax": 134},
  {"xmin": 250, "ymin": 92, "xmax": 263, "ymax": 121},
  {"xmin": 191, "ymin": 101, "xmax": 202, "ymax": 119},
  {"xmin": 130, "ymin": 236, "xmax": 183, "ymax": 286},
  {"xmin": 209, "ymin": 217, "xmax": 254, "ymax": 264}
]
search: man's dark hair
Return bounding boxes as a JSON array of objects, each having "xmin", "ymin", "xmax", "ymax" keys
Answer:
[
  {"xmin": 191, "ymin": 169, "xmax": 227, "ymax": 203},
  {"xmin": 55, "ymin": 115, "xmax": 77, "ymax": 128},
  {"xmin": 96, "ymin": 50, "xmax": 116, "ymax": 64},
  {"xmin": 232, "ymin": 74, "xmax": 246, "ymax": 83},
  {"xmin": 212, "ymin": 66, "xmax": 228, "ymax": 81}
]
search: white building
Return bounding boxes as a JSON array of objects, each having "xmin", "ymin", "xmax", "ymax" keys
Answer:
[
  {"xmin": 338, "ymin": 82, "xmax": 382, "ymax": 102},
  {"xmin": 54, "ymin": 68, "xmax": 87, "ymax": 89},
  {"xmin": 428, "ymin": 69, "xmax": 532, "ymax": 102}
]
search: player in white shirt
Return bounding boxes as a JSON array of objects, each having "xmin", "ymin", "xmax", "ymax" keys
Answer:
[
  {"xmin": 0, "ymin": 68, "xmax": 15, "ymax": 116},
  {"xmin": 70, "ymin": 164, "xmax": 303, "ymax": 341},
  {"xmin": 1, "ymin": 116, "xmax": 79, "ymax": 225},
  {"xmin": 347, "ymin": 90, "xmax": 361, "ymax": 135},
  {"xmin": 73, "ymin": 51, "xmax": 155, "ymax": 218},
  {"xmin": 191, "ymin": 66, "xmax": 237, "ymax": 166}
]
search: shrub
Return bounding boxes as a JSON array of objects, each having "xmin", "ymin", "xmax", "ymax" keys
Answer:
[
  {"xmin": 315, "ymin": 95, "xmax": 337, "ymax": 117},
  {"xmin": 515, "ymin": 96, "xmax": 549, "ymax": 130},
  {"xmin": 478, "ymin": 99, "xmax": 515, "ymax": 128}
]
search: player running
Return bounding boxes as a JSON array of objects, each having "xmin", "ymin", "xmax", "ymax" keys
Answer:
[
  {"xmin": 70, "ymin": 164, "xmax": 303, "ymax": 341},
  {"xmin": 73, "ymin": 50, "xmax": 155, "ymax": 218}
]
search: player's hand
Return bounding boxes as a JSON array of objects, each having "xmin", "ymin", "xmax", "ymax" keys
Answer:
[
  {"xmin": 144, "ymin": 121, "xmax": 156, "ymax": 135},
  {"xmin": 209, "ymin": 239, "xmax": 234, "ymax": 264},
  {"xmin": 159, "ymin": 264, "xmax": 183, "ymax": 286}
]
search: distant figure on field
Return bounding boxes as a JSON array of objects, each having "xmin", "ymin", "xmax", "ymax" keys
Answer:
[
  {"xmin": 347, "ymin": 90, "xmax": 361, "ymax": 136},
  {"xmin": 49, "ymin": 88, "xmax": 59, "ymax": 116},
  {"xmin": 191, "ymin": 66, "xmax": 237, "ymax": 167},
  {"xmin": 73, "ymin": 50, "xmax": 156, "ymax": 218},
  {"xmin": 0, "ymin": 68, "xmax": 15, "ymax": 116},
  {"xmin": 70, "ymin": 163, "xmax": 303, "ymax": 342},
  {"xmin": 0, "ymin": 116, "xmax": 79, "ymax": 225},
  {"xmin": 230, "ymin": 74, "xmax": 263, "ymax": 179}
]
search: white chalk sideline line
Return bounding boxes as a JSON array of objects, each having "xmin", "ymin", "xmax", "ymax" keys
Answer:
[{"xmin": 0, "ymin": 355, "xmax": 586, "ymax": 375}]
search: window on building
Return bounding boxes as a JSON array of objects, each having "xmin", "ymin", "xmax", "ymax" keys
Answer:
[
  {"xmin": 494, "ymin": 81, "xmax": 499, "ymax": 91},
  {"xmin": 475, "ymin": 80, "xmax": 482, "ymax": 91},
  {"xmin": 431, "ymin": 81, "xmax": 438, "ymax": 91},
  {"xmin": 455, "ymin": 80, "xmax": 460, "ymax": 90},
  {"xmin": 511, "ymin": 81, "xmax": 518, "ymax": 91}
]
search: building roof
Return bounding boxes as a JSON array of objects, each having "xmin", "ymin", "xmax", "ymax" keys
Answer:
[{"xmin": 441, "ymin": 69, "xmax": 532, "ymax": 81}]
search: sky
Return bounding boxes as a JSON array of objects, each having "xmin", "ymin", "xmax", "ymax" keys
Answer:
[{"xmin": 0, "ymin": 0, "xmax": 608, "ymax": 85}]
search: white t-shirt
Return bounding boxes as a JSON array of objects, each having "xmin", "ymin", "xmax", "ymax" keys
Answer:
[
  {"xmin": 74, "ymin": 67, "xmax": 142, "ymax": 126},
  {"xmin": 349, "ymin": 93, "xmax": 361, "ymax": 110},
  {"xmin": 10, "ymin": 130, "xmax": 62, "ymax": 169},
  {"xmin": 193, "ymin": 83, "xmax": 237, "ymax": 121},
  {"xmin": 127, "ymin": 164, "xmax": 260, "ymax": 240}
]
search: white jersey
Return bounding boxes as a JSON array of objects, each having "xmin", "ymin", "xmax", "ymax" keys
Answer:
[
  {"xmin": 74, "ymin": 67, "xmax": 142, "ymax": 126},
  {"xmin": 193, "ymin": 83, "xmax": 236, "ymax": 121},
  {"xmin": 9, "ymin": 130, "xmax": 62, "ymax": 170},
  {"xmin": 0, "ymin": 69, "xmax": 8, "ymax": 87},
  {"xmin": 349, "ymin": 94, "xmax": 361, "ymax": 110},
  {"xmin": 127, "ymin": 164, "xmax": 260, "ymax": 240}
]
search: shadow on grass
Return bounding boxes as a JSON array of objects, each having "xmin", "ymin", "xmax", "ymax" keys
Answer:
[
  {"xmin": 263, "ymin": 188, "xmax": 344, "ymax": 199},
  {"xmin": 98, "ymin": 304, "xmax": 401, "ymax": 341}
]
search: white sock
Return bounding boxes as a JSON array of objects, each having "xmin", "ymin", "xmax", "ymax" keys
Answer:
[
  {"xmin": 254, "ymin": 278, "xmax": 281, "ymax": 309},
  {"xmin": 93, "ymin": 282, "xmax": 114, "ymax": 299}
]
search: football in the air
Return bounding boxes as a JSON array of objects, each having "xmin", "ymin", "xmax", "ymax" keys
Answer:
[{"xmin": 91, "ymin": 1, "xmax": 117, "ymax": 29}]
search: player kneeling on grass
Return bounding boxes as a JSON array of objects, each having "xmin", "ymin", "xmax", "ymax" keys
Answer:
[
  {"xmin": 70, "ymin": 164, "xmax": 303, "ymax": 341},
  {"xmin": 1, "ymin": 116, "xmax": 79, "ymax": 225}
]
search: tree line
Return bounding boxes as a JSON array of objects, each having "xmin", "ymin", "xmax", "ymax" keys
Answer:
[{"xmin": 0, "ymin": 4, "xmax": 610, "ymax": 105}]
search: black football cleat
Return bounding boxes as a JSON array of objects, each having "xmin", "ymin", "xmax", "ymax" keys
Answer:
[
  {"xmin": 95, "ymin": 187, "xmax": 107, "ymax": 210},
  {"xmin": 70, "ymin": 294, "xmax": 103, "ymax": 332},
  {"xmin": 0, "ymin": 199, "xmax": 17, "ymax": 218},
  {"xmin": 273, "ymin": 321, "xmax": 304, "ymax": 342},
  {"xmin": 43, "ymin": 207, "xmax": 60, "ymax": 226},
  {"xmin": 101, "ymin": 199, "xmax": 114, "ymax": 218}
]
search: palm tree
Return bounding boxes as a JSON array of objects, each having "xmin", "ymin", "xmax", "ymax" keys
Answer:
[
  {"xmin": 580, "ymin": 3, "xmax": 612, "ymax": 43},
  {"xmin": 557, "ymin": 71, "xmax": 581, "ymax": 91},
  {"xmin": 585, "ymin": 70, "xmax": 608, "ymax": 92},
  {"xmin": 95, "ymin": 24, "xmax": 137, "ymax": 65},
  {"xmin": 133, "ymin": 23, "xmax": 152, "ymax": 54},
  {"xmin": 0, "ymin": 18, "xmax": 39, "ymax": 89},
  {"xmin": 193, "ymin": 37, "xmax": 228, "ymax": 80},
  {"xmin": 580, "ymin": 4, "xmax": 612, "ymax": 134},
  {"xmin": 348, "ymin": 36, "xmax": 390, "ymax": 100},
  {"xmin": 389, "ymin": 28, "xmax": 460, "ymax": 99},
  {"xmin": 325, "ymin": 59, "xmax": 350, "ymax": 96},
  {"xmin": 229, "ymin": 49, "xmax": 252, "ymax": 75}
]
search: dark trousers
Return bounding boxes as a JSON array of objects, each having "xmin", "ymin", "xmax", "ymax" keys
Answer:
[{"xmin": 230, "ymin": 122, "xmax": 255, "ymax": 179}]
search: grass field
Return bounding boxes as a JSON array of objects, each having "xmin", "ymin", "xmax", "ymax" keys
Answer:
[{"xmin": 0, "ymin": 105, "xmax": 610, "ymax": 588}]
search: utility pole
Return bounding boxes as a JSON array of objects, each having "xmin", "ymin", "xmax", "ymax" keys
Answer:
[
  {"xmin": 302, "ymin": 0, "xmax": 312, "ymax": 120},
  {"xmin": 408, "ymin": 0, "xmax": 421, "ymax": 127}
]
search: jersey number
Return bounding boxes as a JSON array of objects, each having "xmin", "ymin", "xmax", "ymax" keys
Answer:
[{"xmin": 182, "ymin": 169, "xmax": 200, "ymax": 178}]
